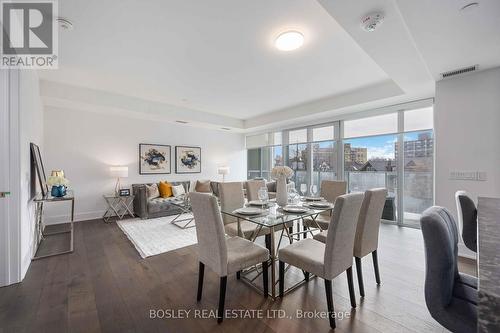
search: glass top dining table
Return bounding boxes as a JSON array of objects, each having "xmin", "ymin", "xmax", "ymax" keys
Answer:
[
  {"xmin": 220, "ymin": 198, "xmax": 334, "ymax": 228},
  {"xmin": 220, "ymin": 197, "xmax": 334, "ymax": 299}
]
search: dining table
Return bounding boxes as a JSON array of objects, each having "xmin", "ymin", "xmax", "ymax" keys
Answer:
[{"xmin": 220, "ymin": 197, "xmax": 335, "ymax": 299}]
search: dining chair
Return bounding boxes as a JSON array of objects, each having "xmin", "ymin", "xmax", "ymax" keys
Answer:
[
  {"xmin": 302, "ymin": 180, "xmax": 347, "ymax": 234},
  {"xmin": 313, "ymin": 188, "xmax": 387, "ymax": 297},
  {"xmin": 246, "ymin": 179, "xmax": 266, "ymax": 202},
  {"xmin": 190, "ymin": 192, "xmax": 270, "ymax": 323},
  {"xmin": 278, "ymin": 192, "xmax": 364, "ymax": 329},
  {"xmin": 455, "ymin": 191, "xmax": 477, "ymax": 253},
  {"xmin": 219, "ymin": 182, "xmax": 272, "ymax": 246},
  {"xmin": 420, "ymin": 206, "xmax": 477, "ymax": 333}
]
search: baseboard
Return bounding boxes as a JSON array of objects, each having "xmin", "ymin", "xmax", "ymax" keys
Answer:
[{"xmin": 44, "ymin": 210, "xmax": 105, "ymax": 224}]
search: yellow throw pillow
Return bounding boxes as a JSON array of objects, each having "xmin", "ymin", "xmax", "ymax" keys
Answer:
[{"xmin": 158, "ymin": 181, "xmax": 173, "ymax": 198}]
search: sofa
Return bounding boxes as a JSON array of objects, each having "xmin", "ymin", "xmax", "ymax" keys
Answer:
[{"xmin": 132, "ymin": 179, "xmax": 294, "ymax": 219}]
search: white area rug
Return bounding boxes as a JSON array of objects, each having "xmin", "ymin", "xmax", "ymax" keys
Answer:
[{"xmin": 117, "ymin": 214, "xmax": 197, "ymax": 258}]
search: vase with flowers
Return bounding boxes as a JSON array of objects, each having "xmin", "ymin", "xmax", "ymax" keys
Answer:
[
  {"xmin": 271, "ymin": 166, "xmax": 294, "ymax": 207},
  {"xmin": 47, "ymin": 172, "xmax": 69, "ymax": 197}
]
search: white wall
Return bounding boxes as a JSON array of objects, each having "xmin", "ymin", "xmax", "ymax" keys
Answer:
[
  {"xmin": 435, "ymin": 67, "xmax": 500, "ymax": 257},
  {"xmin": 43, "ymin": 107, "xmax": 246, "ymax": 223}
]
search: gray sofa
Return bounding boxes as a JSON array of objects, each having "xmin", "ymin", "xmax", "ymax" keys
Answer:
[
  {"xmin": 132, "ymin": 179, "xmax": 292, "ymax": 220},
  {"xmin": 132, "ymin": 181, "xmax": 191, "ymax": 219}
]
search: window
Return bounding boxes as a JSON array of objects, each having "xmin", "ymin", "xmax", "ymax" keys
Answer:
[
  {"xmin": 344, "ymin": 134, "xmax": 398, "ymax": 222},
  {"xmin": 343, "ymin": 113, "xmax": 398, "ymax": 138},
  {"xmin": 404, "ymin": 107, "xmax": 433, "ymax": 132},
  {"xmin": 288, "ymin": 129, "xmax": 307, "ymax": 144},
  {"xmin": 245, "ymin": 102, "xmax": 434, "ymax": 228},
  {"xmin": 313, "ymin": 125, "xmax": 334, "ymax": 142}
]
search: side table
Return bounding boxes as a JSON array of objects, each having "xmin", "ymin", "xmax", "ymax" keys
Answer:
[
  {"xmin": 103, "ymin": 194, "xmax": 135, "ymax": 222},
  {"xmin": 33, "ymin": 190, "xmax": 75, "ymax": 260}
]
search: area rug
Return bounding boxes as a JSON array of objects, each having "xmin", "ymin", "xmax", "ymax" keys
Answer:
[{"xmin": 117, "ymin": 214, "xmax": 197, "ymax": 258}]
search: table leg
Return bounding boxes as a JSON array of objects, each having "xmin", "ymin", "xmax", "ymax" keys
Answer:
[{"xmin": 270, "ymin": 225, "xmax": 276, "ymax": 299}]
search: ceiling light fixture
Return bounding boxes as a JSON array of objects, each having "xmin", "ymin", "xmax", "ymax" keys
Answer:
[
  {"xmin": 274, "ymin": 31, "xmax": 304, "ymax": 51},
  {"xmin": 361, "ymin": 12, "xmax": 384, "ymax": 32},
  {"xmin": 460, "ymin": 2, "xmax": 479, "ymax": 12}
]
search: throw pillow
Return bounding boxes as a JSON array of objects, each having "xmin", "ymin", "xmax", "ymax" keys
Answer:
[
  {"xmin": 195, "ymin": 180, "xmax": 212, "ymax": 193},
  {"xmin": 146, "ymin": 183, "xmax": 160, "ymax": 200},
  {"xmin": 172, "ymin": 184, "xmax": 186, "ymax": 197},
  {"xmin": 158, "ymin": 181, "xmax": 173, "ymax": 198}
]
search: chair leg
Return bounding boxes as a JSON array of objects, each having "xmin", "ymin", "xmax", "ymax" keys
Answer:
[
  {"xmin": 355, "ymin": 257, "xmax": 365, "ymax": 297},
  {"xmin": 262, "ymin": 260, "xmax": 269, "ymax": 298},
  {"xmin": 236, "ymin": 271, "xmax": 241, "ymax": 280},
  {"xmin": 303, "ymin": 224, "xmax": 308, "ymax": 239},
  {"xmin": 372, "ymin": 250, "xmax": 381, "ymax": 284},
  {"xmin": 217, "ymin": 276, "xmax": 227, "ymax": 323},
  {"xmin": 346, "ymin": 267, "xmax": 356, "ymax": 308},
  {"xmin": 279, "ymin": 261, "xmax": 285, "ymax": 297},
  {"xmin": 324, "ymin": 279, "xmax": 336, "ymax": 329},
  {"xmin": 265, "ymin": 234, "xmax": 271, "ymax": 252},
  {"xmin": 197, "ymin": 262, "xmax": 204, "ymax": 301},
  {"xmin": 304, "ymin": 271, "xmax": 310, "ymax": 282}
]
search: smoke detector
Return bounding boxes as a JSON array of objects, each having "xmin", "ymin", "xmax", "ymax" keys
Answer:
[
  {"xmin": 361, "ymin": 12, "xmax": 384, "ymax": 32},
  {"xmin": 56, "ymin": 17, "xmax": 74, "ymax": 30}
]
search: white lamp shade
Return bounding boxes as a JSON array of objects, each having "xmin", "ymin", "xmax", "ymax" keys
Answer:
[
  {"xmin": 110, "ymin": 166, "xmax": 128, "ymax": 178},
  {"xmin": 218, "ymin": 166, "xmax": 230, "ymax": 175}
]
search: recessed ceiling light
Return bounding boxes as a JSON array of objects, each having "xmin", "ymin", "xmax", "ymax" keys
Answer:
[{"xmin": 274, "ymin": 31, "xmax": 304, "ymax": 51}]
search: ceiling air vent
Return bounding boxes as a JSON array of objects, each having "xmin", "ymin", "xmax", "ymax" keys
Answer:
[{"xmin": 441, "ymin": 65, "xmax": 478, "ymax": 79}]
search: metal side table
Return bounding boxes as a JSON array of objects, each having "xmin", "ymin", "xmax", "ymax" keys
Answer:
[
  {"xmin": 169, "ymin": 196, "xmax": 195, "ymax": 229},
  {"xmin": 33, "ymin": 190, "xmax": 75, "ymax": 260},
  {"xmin": 103, "ymin": 194, "xmax": 135, "ymax": 222}
]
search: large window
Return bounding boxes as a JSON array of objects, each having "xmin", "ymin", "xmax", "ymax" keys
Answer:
[{"xmin": 246, "ymin": 103, "xmax": 434, "ymax": 228}]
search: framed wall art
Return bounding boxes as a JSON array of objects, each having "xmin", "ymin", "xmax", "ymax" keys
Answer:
[
  {"xmin": 139, "ymin": 144, "xmax": 171, "ymax": 174},
  {"xmin": 175, "ymin": 146, "xmax": 201, "ymax": 174}
]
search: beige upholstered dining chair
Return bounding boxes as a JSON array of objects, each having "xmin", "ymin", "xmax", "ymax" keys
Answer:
[
  {"xmin": 219, "ymin": 182, "xmax": 271, "ymax": 243},
  {"xmin": 303, "ymin": 180, "xmax": 347, "ymax": 233},
  {"xmin": 278, "ymin": 192, "xmax": 364, "ymax": 329},
  {"xmin": 190, "ymin": 192, "xmax": 270, "ymax": 323},
  {"xmin": 314, "ymin": 188, "xmax": 387, "ymax": 297},
  {"xmin": 246, "ymin": 179, "xmax": 266, "ymax": 202}
]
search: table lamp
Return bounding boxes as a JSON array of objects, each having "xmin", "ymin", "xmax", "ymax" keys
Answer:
[
  {"xmin": 110, "ymin": 166, "xmax": 128, "ymax": 194},
  {"xmin": 217, "ymin": 166, "xmax": 230, "ymax": 182}
]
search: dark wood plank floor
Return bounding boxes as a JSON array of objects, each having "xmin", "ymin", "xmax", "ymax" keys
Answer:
[{"xmin": 0, "ymin": 220, "xmax": 475, "ymax": 333}]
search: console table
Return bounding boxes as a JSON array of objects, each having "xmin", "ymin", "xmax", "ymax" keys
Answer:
[{"xmin": 33, "ymin": 190, "xmax": 75, "ymax": 260}]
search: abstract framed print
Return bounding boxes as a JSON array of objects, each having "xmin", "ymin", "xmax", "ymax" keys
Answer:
[
  {"xmin": 175, "ymin": 146, "xmax": 201, "ymax": 174},
  {"xmin": 139, "ymin": 144, "xmax": 171, "ymax": 174}
]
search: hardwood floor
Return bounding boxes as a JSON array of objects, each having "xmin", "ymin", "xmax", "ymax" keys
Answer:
[{"xmin": 0, "ymin": 220, "xmax": 474, "ymax": 333}]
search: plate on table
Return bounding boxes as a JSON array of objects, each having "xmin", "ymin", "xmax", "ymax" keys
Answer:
[
  {"xmin": 307, "ymin": 201, "xmax": 332, "ymax": 209},
  {"xmin": 248, "ymin": 200, "xmax": 270, "ymax": 207},
  {"xmin": 303, "ymin": 196, "xmax": 324, "ymax": 201},
  {"xmin": 282, "ymin": 205, "xmax": 309, "ymax": 214},
  {"xmin": 233, "ymin": 207, "xmax": 265, "ymax": 215}
]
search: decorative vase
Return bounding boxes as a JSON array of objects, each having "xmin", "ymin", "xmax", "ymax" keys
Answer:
[
  {"xmin": 276, "ymin": 176, "xmax": 288, "ymax": 207},
  {"xmin": 51, "ymin": 185, "xmax": 66, "ymax": 197}
]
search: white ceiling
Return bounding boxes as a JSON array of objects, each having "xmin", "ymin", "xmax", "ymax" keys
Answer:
[
  {"xmin": 39, "ymin": 0, "xmax": 389, "ymax": 119},
  {"xmin": 39, "ymin": 0, "xmax": 500, "ymax": 132}
]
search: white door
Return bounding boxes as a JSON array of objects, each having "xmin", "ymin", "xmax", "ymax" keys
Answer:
[{"xmin": 0, "ymin": 69, "xmax": 11, "ymax": 286}]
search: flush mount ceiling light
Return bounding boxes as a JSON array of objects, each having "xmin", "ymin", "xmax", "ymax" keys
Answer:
[{"xmin": 274, "ymin": 31, "xmax": 304, "ymax": 51}]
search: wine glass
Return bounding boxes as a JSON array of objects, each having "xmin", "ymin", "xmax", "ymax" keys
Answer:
[
  {"xmin": 300, "ymin": 183, "xmax": 307, "ymax": 197},
  {"xmin": 257, "ymin": 187, "xmax": 269, "ymax": 209},
  {"xmin": 310, "ymin": 184, "xmax": 318, "ymax": 197}
]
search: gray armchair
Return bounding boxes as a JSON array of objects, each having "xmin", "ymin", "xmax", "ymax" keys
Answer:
[{"xmin": 420, "ymin": 206, "xmax": 477, "ymax": 333}]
